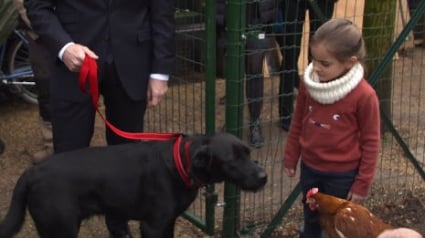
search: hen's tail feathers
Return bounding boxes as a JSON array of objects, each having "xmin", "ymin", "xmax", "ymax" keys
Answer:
[{"xmin": 0, "ymin": 171, "xmax": 29, "ymax": 238}]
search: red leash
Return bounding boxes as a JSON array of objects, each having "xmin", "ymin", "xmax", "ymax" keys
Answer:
[
  {"xmin": 79, "ymin": 55, "xmax": 194, "ymax": 188},
  {"xmin": 78, "ymin": 55, "xmax": 179, "ymax": 141}
]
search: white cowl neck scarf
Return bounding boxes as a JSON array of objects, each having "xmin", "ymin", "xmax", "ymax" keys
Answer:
[{"xmin": 303, "ymin": 62, "xmax": 364, "ymax": 104}]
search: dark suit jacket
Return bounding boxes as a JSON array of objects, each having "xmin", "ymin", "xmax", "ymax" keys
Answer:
[{"xmin": 25, "ymin": 0, "xmax": 176, "ymax": 101}]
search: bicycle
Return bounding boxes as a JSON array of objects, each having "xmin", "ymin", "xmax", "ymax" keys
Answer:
[{"xmin": 0, "ymin": 29, "xmax": 37, "ymax": 104}]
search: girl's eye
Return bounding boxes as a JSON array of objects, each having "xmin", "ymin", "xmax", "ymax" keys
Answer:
[
  {"xmin": 318, "ymin": 61, "xmax": 331, "ymax": 67},
  {"xmin": 313, "ymin": 59, "xmax": 330, "ymax": 68}
]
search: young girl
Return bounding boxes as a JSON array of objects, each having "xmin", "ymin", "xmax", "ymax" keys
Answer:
[{"xmin": 282, "ymin": 18, "xmax": 381, "ymax": 238}]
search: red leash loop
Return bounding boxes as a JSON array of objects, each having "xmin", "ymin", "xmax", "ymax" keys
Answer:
[
  {"xmin": 79, "ymin": 56, "xmax": 99, "ymax": 107},
  {"xmin": 78, "ymin": 54, "xmax": 179, "ymax": 141}
]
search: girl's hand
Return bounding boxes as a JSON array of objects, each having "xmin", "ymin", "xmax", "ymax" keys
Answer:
[
  {"xmin": 347, "ymin": 191, "xmax": 366, "ymax": 204},
  {"xmin": 285, "ymin": 168, "xmax": 295, "ymax": 177}
]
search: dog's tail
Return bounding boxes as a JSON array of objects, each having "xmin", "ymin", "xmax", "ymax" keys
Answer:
[{"xmin": 0, "ymin": 170, "xmax": 29, "ymax": 238}]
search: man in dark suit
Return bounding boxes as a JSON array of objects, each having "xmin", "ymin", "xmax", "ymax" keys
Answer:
[{"xmin": 25, "ymin": 0, "xmax": 176, "ymax": 237}]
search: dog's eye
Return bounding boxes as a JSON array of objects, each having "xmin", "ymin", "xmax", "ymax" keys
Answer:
[
  {"xmin": 232, "ymin": 145, "xmax": 250, "ymax": 160},
  {"xmin": 244, "ymin": 146, "xmax": 251, "ymax": 155}
]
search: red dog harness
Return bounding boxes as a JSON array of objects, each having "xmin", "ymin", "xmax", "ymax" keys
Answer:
[{"xmin": 78, "ymin": 55, "xmax": 194, "ymax": 188}]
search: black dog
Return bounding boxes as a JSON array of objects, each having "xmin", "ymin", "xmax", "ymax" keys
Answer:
[{"xmin": 0, "ymin": 132, "xmax": 267, "ymax": 238}]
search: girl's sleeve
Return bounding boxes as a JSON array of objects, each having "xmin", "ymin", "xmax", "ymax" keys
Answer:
[
  {"xmin": 283, "ymin": 81, "xmax": 307, "ymax": 170},
  {"xmin": 351, "ymin": 86, "xmax": 381, "ymax": 196}
]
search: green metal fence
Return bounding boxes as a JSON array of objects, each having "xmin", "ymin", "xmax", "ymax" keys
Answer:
[{"xmin": 144, "ymin": 0, "xmax": 425, "ymax": 237}]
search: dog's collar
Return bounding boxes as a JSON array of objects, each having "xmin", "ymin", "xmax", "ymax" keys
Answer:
[
  {"xmin": 173, "ymin": 135, "xmax": 207, "ymax": 189},
  {"xmin": 173, "ymin": 135, "xmax": 194, "ymax": 188}
]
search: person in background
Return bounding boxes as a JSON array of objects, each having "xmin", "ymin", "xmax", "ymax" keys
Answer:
[
  {"xmin": 0, "ymin": 0, "xmax": 17, "ymax": 158},
  {"xmin": 0, "ymin": 137, "xmax": 4, "ymax": 155},
  {"xmin": 407, "ymin": 0, "xmax": 425, "ymax": 46},
  {"xmin": 25, "ymin": 0, "xmax": 176, "ymax": 237},
  {"xmin": 13, "ymin": 0, "xmax": 53, "ymax": 163},
  {"xmin": 276, "ymin": 0, "xmax": 336, "ymax": 131},
  {"xmin": 217, "ymin": 0, "xmax": 277, "ymax": 148},
  {"xmin": 283, "ymin": 19, "xmax": 381, "ymax": 238},
  {"xmin": 378, "ymin": 228, "xmax": 423, "ymax": 238}
]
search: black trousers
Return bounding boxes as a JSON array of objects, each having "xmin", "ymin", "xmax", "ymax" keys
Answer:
[
  {"xmin": 245, "ymin": 37, "xmax": 275, "ymax": 122},
  {"xmin": 51, "ymin": 61, "xmax": 146, "ymax": 152},
  {"xmin": 276, "ymin": 0, "xmax": 335, "ymax": 122},
  {"xmin": 0, "ymin": 136, "xmax": 4, "ymax": 154},
  {"xmin": 51, "ymin": 61, "xmax": 146, "ymax": 236},
  {"xmin": 299, "ymin": 162, "xmax": 357, "ymax": 238},
  {"xmin": 217, "ymin": 29, "xmax": 275, "ymax": 122}
]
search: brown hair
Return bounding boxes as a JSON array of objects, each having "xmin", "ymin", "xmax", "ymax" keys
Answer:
[{"xmin": 310, "ymin": 18, "xmax": 366, "ymax": 65}]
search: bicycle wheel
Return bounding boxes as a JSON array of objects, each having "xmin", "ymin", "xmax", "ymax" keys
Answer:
[{"xmin": 6, "ymin": 38, "xmax": 38, "ymax": 104}]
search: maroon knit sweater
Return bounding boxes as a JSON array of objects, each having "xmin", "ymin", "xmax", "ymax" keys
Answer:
[{"xmin": 283, "ymin": 79, "xmax": 380, "ymax": 196}]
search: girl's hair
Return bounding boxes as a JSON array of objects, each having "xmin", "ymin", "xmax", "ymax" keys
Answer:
[{"xmin": 310, "ymin": 18, "xmax": 366, "ymax": 64}]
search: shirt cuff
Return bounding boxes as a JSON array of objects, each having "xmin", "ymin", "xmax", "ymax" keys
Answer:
[
  {"xmin": 58, "ymin": 42, "xmax": 75, "ymax": 61},
  {"xmin": 150, "ymin": 73, "xmax": 169, "ymax": 81}
]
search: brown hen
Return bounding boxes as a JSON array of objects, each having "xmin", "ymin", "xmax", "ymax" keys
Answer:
[{"xmin": 306, "ymin": 188, "xmax": 394, "ymax": 238}]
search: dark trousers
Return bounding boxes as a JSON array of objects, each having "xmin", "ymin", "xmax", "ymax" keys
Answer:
[
  {"xmin": 51, "ymin": 61, "xmax": 146, "ymax": 152},
  {"xmin": 276, "ymin": 0, "xmax": 335, "ymax": 124},
  {"xmin": 0, "ymin": 136, "xmax": 4, "ymax": 154},
  {"xmin": 217, "ymin": 30, "xmax": 275, "ymax": 123},
  {"xmin": 28, "ymin": 38, "xmax": 51, "ymax": 122},
  {"xmin": 51, "ymin": 61, "xmax": 146, "ymax": 236},
  {"xmin": 299, "ymin": 162, "xmax": 357, "ymax": 238},
  {"xmin": 245, "ymin": 37, "xmax": 275, "ymax": 122}
]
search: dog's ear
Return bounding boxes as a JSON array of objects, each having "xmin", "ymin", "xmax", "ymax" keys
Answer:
[
  {"xmin": 191, "ymin": 144, "xmax": 221, "ymax": 183},
  {"xmin": 191, "ymin": 145, "xmax": 211, "ymax": 168}
]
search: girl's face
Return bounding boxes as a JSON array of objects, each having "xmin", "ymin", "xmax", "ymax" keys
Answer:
[{"xmin": 310, "ymin": 43, "xmax": 356, "ymax": 83}]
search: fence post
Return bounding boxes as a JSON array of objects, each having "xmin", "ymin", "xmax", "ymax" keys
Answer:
[
  {"xmin": 205, "ymin": 0, "xmax": 218, "ymax": 235},
  {"xmin": 222, "ymin": 0, "xmax": 246, "ymax": 237}
]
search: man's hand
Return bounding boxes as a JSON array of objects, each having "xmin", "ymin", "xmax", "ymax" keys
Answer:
[
  {"xmin": 62, "ymin": 44, "xmax": 98, "ymax": 72},
  {"xmin": 147, "ymin": 79, "xmax": 168, "ymax": 107}
]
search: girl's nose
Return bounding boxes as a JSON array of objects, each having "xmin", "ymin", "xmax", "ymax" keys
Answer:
[{"xmin": 312, "ymin": 62, "xmax": 320, "ymax": 73}]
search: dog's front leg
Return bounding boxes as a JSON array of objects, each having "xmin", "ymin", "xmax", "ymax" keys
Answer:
[{"xmin": 139, "ymin": 218, "xmax": 175, "ymax": 238}]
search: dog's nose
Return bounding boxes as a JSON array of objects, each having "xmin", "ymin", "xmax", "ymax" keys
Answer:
[{"xmin": 258, "ymin": 170, "xmax": 267, "ymax": 184}]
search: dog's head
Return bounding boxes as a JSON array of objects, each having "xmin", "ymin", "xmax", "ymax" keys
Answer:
[{"xmin": 190, "ymin": 132, "xmax": 267, "ymax": 191}]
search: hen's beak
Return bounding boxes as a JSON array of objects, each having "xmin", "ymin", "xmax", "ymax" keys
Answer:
[{"xmin": 306, "ymin": 197, "xmax": 317, "ymax": 211}]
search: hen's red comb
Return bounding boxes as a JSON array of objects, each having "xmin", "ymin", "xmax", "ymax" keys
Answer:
[{"xmin": 306, "ymin": 187, "xmax": 319, "ymax": 199}]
